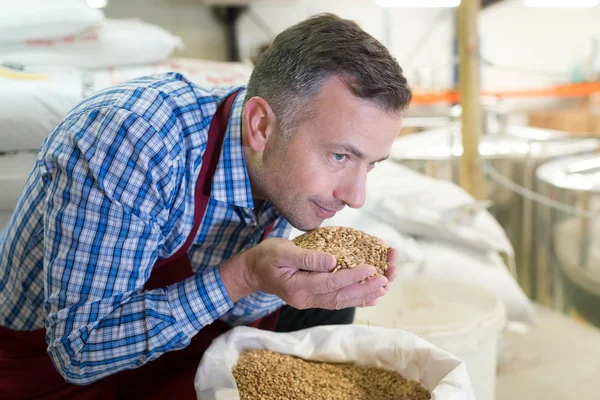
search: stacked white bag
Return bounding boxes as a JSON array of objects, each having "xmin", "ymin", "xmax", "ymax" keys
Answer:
[
  {"xmin": 0, "ymin": 1, "xmax": 246, "ymax": 227},
  {"xmin": 0, "ymin": 60, "xmax": 253, "ymax": 152},
  {"xmin": 0, "ymin": 0, "xmax": 187, "ymax": 154},
  {"xmin": 0, "ymin": 1, "xmax": 183, "ymax": 69},
  {"xmin": 0, "ymin": 0, "xmax": 104, "ymax": 44},
  {"xmin": 0, "ymin": 64, "xmax": 88, "ymax": 152},
  {"xmin": 365, "ymin": 162, "xmax": 534, "ymax": 324}
]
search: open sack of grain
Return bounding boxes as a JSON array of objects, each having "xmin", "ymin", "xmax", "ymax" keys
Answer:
[{"xmin": 194, "ymin": 324, "xmax": 475, "ymax": 400}]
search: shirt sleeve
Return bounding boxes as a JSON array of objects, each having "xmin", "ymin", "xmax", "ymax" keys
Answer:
[
  {"xmin": 218, "ymin": 217, "xmax": 292, "ymax": 326},
  {"xmin": 42, "ymin": 105, "xmax": 233, "ymax": 385}
]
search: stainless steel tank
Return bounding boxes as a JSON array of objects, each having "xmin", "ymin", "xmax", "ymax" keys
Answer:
[
  {"xmin": 536, "ymin": 154, "xmax": 600, "ymax": 326},
  {"xmin": 390, "ymin": 123, "xmax": 599, "ymax": 299}
]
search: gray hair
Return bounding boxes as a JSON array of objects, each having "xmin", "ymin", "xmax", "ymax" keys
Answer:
[{"xmin": 245, "ymin": 13, "xmax": 412, "ymax": 138}]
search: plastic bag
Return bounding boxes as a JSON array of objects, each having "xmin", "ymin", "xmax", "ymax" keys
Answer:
[
  {"xmin": 408, "ymin": 240, "xmax": 534, "ymax": 323},
  {"xmin": 0, "ymin": 0, "xmax": 103, "ymax": 43},
  {"xmin": 0, "ymin": 19, "xmax": 183, "ymax": 69},
  {"xmin": 0, "ymin": 58, "xmax": 251, "ymax": 152},
  {"xmin": 0, "ymin": 63, "xmax": 87, "ymax": 152},
  {"xmin": 91, "ymin": 58, "xmax": 252, "ymax": 90},
  {"xmin": 362, "ymin": 162, "xmax": 514, "ymax": 257},
  {"xmin": 194, "ymin": 325, "xmax": 475, "ymax": 400}
]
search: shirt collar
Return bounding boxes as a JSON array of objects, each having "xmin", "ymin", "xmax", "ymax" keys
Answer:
[{"xmin": 210, "ymin": 88, "xmax": 255, "ymax": 210}]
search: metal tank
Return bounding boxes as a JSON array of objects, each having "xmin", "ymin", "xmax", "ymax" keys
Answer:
[
  {"xmin": 390, "ymin": 122, "xmax": 599, "ymax": 299},
  {"xmin": 535, "ymin": 154, "xmax": 600, "ymax": 326}
]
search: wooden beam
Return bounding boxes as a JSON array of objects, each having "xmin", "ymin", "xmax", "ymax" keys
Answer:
[{"xmin": 457, "ymin": 0, "xmax": 484, "ymax": 199}]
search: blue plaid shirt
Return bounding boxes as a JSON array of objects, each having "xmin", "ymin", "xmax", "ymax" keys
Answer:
[{"xmin": 0, "ymin": 73, "xmax": 290, "ymax": 384}]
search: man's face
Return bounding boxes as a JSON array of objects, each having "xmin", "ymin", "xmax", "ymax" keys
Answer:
[{"xmin": 254, "ymin": 77, "xmax": 403, "ymax": 231}]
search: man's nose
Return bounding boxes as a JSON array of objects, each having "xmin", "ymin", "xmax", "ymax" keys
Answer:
[{"xmin": 334, "ymin": 169, "xmax": 367, "ymax": 209}]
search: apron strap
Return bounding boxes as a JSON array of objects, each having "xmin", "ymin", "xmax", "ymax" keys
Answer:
[
  {"xmin": 153, "ymin": 92, "xmax": 240, "ymax": 269},
  {"xmin": 145, "ymin": 91, "xmax": 239, "ymax": 290}
]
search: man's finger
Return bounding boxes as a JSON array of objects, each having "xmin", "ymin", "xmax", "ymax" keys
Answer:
[
  {"xmin": 387, "ymin": 248, "xmax": 398, "ymax": 264},
  {"xmin": 318, "ymin": 285, "xmax": 387, "ymax": 310},
  {"xmin": 309, "ymin": 274, "xmax": 389, "ymax": 308},
  {"xmin": 302, "ymin": 265, "xmax": 378, "ymax": 294},
  {"xmin": 286, "ymin": 243, "xmax": 336, "ymax": 272},
  {"xmin": 385, "ymin": 264, "xmax": 399, "ymax": 285},
  {"xmin": 363, "ymin": 296, "xmax": 381, "ymax": 307},
  {"xmin": 341, "ymin": 288, "xmax": 388, "ymax": 309},
  {"xmin": 357, "ymin": 289, "xmax": 387, "ymax": 307}
]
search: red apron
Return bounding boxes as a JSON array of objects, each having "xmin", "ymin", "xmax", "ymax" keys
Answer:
[{"xmin": 0, "ymin": 92, "xmax": 279, "ymax": 400}]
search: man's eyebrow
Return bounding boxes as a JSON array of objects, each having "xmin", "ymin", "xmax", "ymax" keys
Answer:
[
  {"xmin": 338, "ymin": 144, "xmax": 389, "ymax": 163},
  {"xmin": 373, "ymin": 154, "xmax": 390, "ymax": 163}
]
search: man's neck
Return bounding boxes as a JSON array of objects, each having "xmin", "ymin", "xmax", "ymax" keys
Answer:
[{"xmin": 241, "ymin": 116, "xmax": 268, "ymax": 206}]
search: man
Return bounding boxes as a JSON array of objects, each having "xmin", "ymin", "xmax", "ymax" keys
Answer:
[{"xmin": 0, "ymin": 13, "xmax": 411, "ymax": 399}]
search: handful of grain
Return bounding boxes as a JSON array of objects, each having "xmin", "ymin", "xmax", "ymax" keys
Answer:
[
  {"xmin": 233, "ymin": 349, "xmax": 431, "ymax": 400},
  {"xmin": 292, "ymin": 226, "xmax": 389, "ymax": 275}
]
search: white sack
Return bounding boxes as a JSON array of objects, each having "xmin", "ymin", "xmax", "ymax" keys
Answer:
[
  {"xmin": 0, "ymin": 19, "xmax": 182, "ymax": 69},
  {"xmin": 0, "ymin": 63, "xmax": 87, "ymax": 152},
  {"xmin": 0, "ymin": 0, "xmax": 103, "ymax": 43},
  {"xmin": 194, "ymin": 325, "xmax": 475, "ymax": 400},
  {"xmin": 405, "ymin": 240, "xmax": 535, "ymax": 323},
  {"xmin": 0, "ymin": 59, "xmax": 252, "ymax": 152},
  {"xmin": 91, "ymin": 58, "xmax": 253, "ymax": 89},
  {"xmin": 363, "ymin": 161, "xmax": 514, "ymax": 257}
]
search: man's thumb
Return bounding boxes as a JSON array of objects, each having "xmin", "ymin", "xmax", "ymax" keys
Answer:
[{"xmin": 296, "ymin": 248, "xmax": 336, "ymax": 272}]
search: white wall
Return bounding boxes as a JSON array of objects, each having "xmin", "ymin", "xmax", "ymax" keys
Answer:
[
  {"xmin": 238, "ymin": 0, "xmax": 387, "ymax": 61},
  {"xmin": 103, "ymin": 0, "xmax": 600, "ymax": 95},
  {"xmin": 480, "ymin": 0, "xmax": 600, "ymax": 91},
  {"xmin": 242, "ymin": 0, "xmax": 600, "ymax": 92}
]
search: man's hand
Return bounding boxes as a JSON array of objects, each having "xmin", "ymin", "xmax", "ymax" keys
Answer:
[
  {"xmin": 385, "ymin": 247, "xmax": 400, "ymax": 285},
  {"xmin": 221, "ymin": 238, "xmax": 390, "ymax": 310},
  {"xmin": 360, "ymin": 247, "xmax": 399, "ymax": 307}
]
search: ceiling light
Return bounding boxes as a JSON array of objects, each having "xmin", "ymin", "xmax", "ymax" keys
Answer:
[
  {"xmin": 376, "ymin": 0, "xmax": 461, "ymax": 8},
  {"xmin": 524, "ymin": 0, "xmax": 599, "ymax": 7}
]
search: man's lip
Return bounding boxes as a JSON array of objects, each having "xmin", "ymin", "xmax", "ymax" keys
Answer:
[{"xmin": 313, "ymin": 202, "xmax": 339, "ymax": 218}]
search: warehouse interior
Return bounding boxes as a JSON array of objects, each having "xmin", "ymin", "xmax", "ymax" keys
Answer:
[{"xmin": 1, "ymin": 1, "xmax": 599, "ymax": 399}]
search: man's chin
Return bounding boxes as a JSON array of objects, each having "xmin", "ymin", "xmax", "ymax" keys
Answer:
[
  {"xmin": 291, "ymin": 221, "xmax": 323, "ymax": 232},
  {"xmin": 285, "ymin": 214, "xmax": 325, "ymax": 232}
]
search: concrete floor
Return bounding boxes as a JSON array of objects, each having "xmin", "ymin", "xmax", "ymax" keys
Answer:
[{"xmin": 496, "ymin": 304, "xmax": 600, "ymax": 400}]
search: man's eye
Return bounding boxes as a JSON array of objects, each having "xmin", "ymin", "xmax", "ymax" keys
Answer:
[{"xmin": 332, "ymin": 153, "xmax": 347, "ymax": 162}]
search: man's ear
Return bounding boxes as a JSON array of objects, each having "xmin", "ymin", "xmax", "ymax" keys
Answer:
[{"xmin": 243, "ymin": 97, "xmax": 277, "ymax": 152}]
